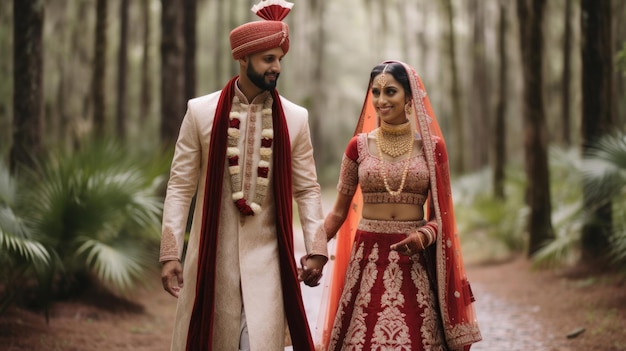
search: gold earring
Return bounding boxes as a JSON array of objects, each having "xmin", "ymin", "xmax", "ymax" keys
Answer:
[{"xmin": 405, "ymin": 103, "xmax": 412, "ymax": 115}]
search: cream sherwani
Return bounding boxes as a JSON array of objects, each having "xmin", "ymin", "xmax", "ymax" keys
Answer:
[{"xmin": 160, "ymin": 86, "xmax": 328, "ymax": 351}]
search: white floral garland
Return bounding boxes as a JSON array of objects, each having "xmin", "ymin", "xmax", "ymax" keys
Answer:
[{"xmin": 227, "ymin": 96, "xmax": 273, "ymax": 216}]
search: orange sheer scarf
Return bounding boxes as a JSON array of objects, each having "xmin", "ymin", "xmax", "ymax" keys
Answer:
[
  {"xmin": 314, "ymin": 89, "xmax": 375, "ymax": 348},
  {"xmin": 315, "ymin": 61, "xmax": 481, "ymax": 350}
]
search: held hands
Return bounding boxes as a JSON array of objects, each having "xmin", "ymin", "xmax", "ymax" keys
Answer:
[
  {"xmin": 298, "ymin": 254, "xmax": 326, "ymax": 287},
  {"xmin": 390, "ymin": 231, "xmax": 427, "ymax": 256},
  {"xmin": 161, "ymin": 260, "xmax": 184, "ymax": 298}
]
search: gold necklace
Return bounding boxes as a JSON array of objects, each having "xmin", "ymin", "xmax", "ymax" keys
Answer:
[
  {"xmin": 375, "ymin": 123, "xmax": 414, "ymax": 196},
  {"xmin": 377, "ymin": 120, "xmax": 413, "ymax": 158}
]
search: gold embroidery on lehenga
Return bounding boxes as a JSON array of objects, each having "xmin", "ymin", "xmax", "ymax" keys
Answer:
[
  {"xmin": 343, "ymin": 244, "xmax": 379, "ymax": 350},
  {"xmin": 411, "ymin": 256, "xmax": 446, "ymax": 349},
  {"xmin": 329, "ymin": 243, "xmax": 366, "ymax": 350},
  {"xmin": 444, "ymin": 322, "xmax": 483, "ymax": 349},
  {"xmin": 371, "ymin": 250, "xmax": 411, "ymax": 350}
]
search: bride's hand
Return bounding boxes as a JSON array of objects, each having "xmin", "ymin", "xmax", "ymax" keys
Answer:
[{"xmin": 390, "ymin": 231, "xmax": 425, "ymax": 256}]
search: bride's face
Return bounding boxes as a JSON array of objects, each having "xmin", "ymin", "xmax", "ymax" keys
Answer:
[{"xmin": 371, "ymin": 73, "xmax": 409, "ymax": 125}]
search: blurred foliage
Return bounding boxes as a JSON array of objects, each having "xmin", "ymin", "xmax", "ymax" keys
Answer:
[
  {"xmin": 0, "ymin": 141, "xmax": 171, "ymax": 316},
  {"xmin": 531, "ymin": 147, "xmax": 585, "ymax": 268},
  {"xmin": 0, "ymin": 160, "xmax": 52, "ymax": 315},
  {"xmin": 454, "ymin": 167, "xmax": 527, "ymax": 263},
  {"xmin": 579, "ymin": 133, "xmax": 626, "ymax": 265},
  {"xmin": 455, "ymin": 143, "xmax": 625, "ymax": 269}
]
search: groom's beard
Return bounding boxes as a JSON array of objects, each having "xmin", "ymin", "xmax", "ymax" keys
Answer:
[{"xmin": 247, "ymin": 62, "xmax": 279, "ymax": 91}]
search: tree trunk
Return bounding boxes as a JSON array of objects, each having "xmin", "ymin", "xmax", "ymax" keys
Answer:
[
  {"xmin": 92, "ymin": 0, "xmax": 107, "ymax": 139},
  {"xmin": 214, "ymin": 0, "xmax": 225, "ymax": 87},
  {"xmin": 309, "ymin": 0, "xmax": 326, "ymax": 172},
  {"xmin": 228, "ymin": 0, "xmax": 238, "ymax": 77},
  {"xmin": 416, "ymin": 0, "xmax": 429, "ymax": 77},
  {"xmin": 68, "ymin": 0, "xmax": 91, "ymax": 150},
  {"xmin": 11, "ymin": 0, "xmax": 44, "ymax": 171},
  {"xmin": 184, "ymin": 0, "xmax": 197, "ymax": 102},
  {"xmin": 116, "ymin": 0, "xmax": 129, "ymax": 139},
  {"xmin": 493, "ymin": 0, "xmax": 508, "ymax": 200},
  {"xmin": 160, "ymin": 0, "xmax": 186, "ymax": 147},
  {"xmin": 399, "ymin": 1, "xmax": 408, "ymax": 60},
  {"xmin": 561, "ymin": 0, "xmax": 573, "ymax": 146},
  {"xmin": 469, "ymin": 0, "xmax": 490, "ymax": 171},
  {"xmin": 613, "ymin": 1, "xmax": 626, "ymax": 127},
  {"xmin": 441, "ymin": 0, "xmax": 465, "ymax": 174},
  {"xmin": 140, "ymin": 0, "xmax": 153, "ymax": 122},
  {"xmin": 516, "ymin": 0, "xmax": 554, "ymax": 257},
  {"xmin": 580, "ymin": 0, "xmax": 614, "ymax": 263}
]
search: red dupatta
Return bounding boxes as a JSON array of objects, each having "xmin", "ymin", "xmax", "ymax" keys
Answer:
[
  {"xmin": 316, "ymin": 61, "xmax": 481, "ymax": 350},
  {"xmin": 187, "ymin": 76, "xmax": 315, "ymax": 350}
]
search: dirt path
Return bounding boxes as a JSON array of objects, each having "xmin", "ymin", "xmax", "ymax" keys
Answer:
[
  {"xmin": 468, "ymin": 257, "xmax": 626, "ymax": 351},
  {"xmin": 0, "ymin": 281, "xmax": 176, "ymax": 351},
  {"xmin": 1, "ymin": 256, "xmax": 624, "ymax": 351}
]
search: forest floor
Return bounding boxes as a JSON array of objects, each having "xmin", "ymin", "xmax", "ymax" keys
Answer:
[{"xmin": 1, "ymin": 255, "xmax": 625, "ymax": 351}]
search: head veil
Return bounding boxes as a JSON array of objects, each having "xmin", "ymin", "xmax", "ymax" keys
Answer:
[{"xmin": 316, "ymin": 60, "xmax": 481, "ymax": 350}]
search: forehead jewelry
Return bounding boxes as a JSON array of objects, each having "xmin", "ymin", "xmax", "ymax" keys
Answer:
[{"xmin": 377, "ymin": 64, "xmax": 389, "ymax": 88}]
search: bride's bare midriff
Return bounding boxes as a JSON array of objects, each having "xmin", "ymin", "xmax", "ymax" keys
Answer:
[{"xmin": 361, "ymin": 203, "xmax": 424, "ymax": 221}]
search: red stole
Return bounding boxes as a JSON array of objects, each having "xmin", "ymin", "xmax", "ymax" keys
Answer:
[{"xmin": 186, "ymin": 76, "xmax": 315, "ymax": 350}]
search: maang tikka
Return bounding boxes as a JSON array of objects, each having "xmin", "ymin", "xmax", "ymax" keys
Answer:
[{"xmin": 377, "ymin": 64, "xmax": 389, "ymax": 88}]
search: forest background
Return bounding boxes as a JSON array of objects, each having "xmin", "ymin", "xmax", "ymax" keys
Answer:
[{"xmin": 1, "ymin": 0, "xmax": 626, "ymax": 348}]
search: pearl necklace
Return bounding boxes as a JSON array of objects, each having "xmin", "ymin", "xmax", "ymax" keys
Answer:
[
  {"xmin": 377, "ymin": 120, "xmax": 414, "ymax": 157},
  {"xmin": 227, "ymin": 95, "xmax": 273, "ymax": 216},
  {"xmin": 376, "ymin": 120, "xmax": 414, "ymax": 196}
]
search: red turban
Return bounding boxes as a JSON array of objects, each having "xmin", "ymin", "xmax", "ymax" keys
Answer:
[
  {"xmin": 230, "ymin": 21, "xmax": 289, "ymax": 60},
  {"xmin": 229, "ymin": 0, "xmax": 293, "ymax": 60}
]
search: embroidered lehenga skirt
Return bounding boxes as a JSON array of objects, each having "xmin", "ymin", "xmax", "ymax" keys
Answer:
[{"xmin": 328, "ymin": 219, "xmax": 447, "ymax": 351}]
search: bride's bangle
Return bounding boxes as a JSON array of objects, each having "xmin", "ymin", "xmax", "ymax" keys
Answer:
[{"xmin": 418, "ymin": 226, "xmax": 436, "ymax": 246}]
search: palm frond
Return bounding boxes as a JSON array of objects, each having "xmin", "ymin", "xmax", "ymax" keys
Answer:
[
  {"xmin": 20, "ymin": 141, "xmax": 167, "ymax": 296},
  {"xmin": 608, "ymin": 197, "xmax": 626, "ymax": 264},
  {"xmin": 531, "ymin": 226, "xmax": 580, "ymax": 267},
  {"xmin": 0, "ymin": 162, "xmax": 15, "ymax": 205},
  {"xmin": 549, "ymin": 147, "xmax": 584, "ymax": 203},
  {"xmin": 29, "ymin": 141, "xmax": 164, "ymax": 242},
  {"xmin": 0, "ymin": 163, "xmax": 51, "ymax": 266},
  {"xmin": 0, "ymin": 228, "xmax": 51, "ymax": 266},
  {"xmin": 532, "ymin": 201, "xmax": 584, "ymax": 267},
  {"xmin": 578, "ymin": 133, "xmax": 626, "ymax": 266},
  {"xmin": 75, "ymin": 238, "xmax": 152, "ymax": 294},
  {"xmin": 581, "ymin": 133, "xmax": 626, "ymax": 204}
]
